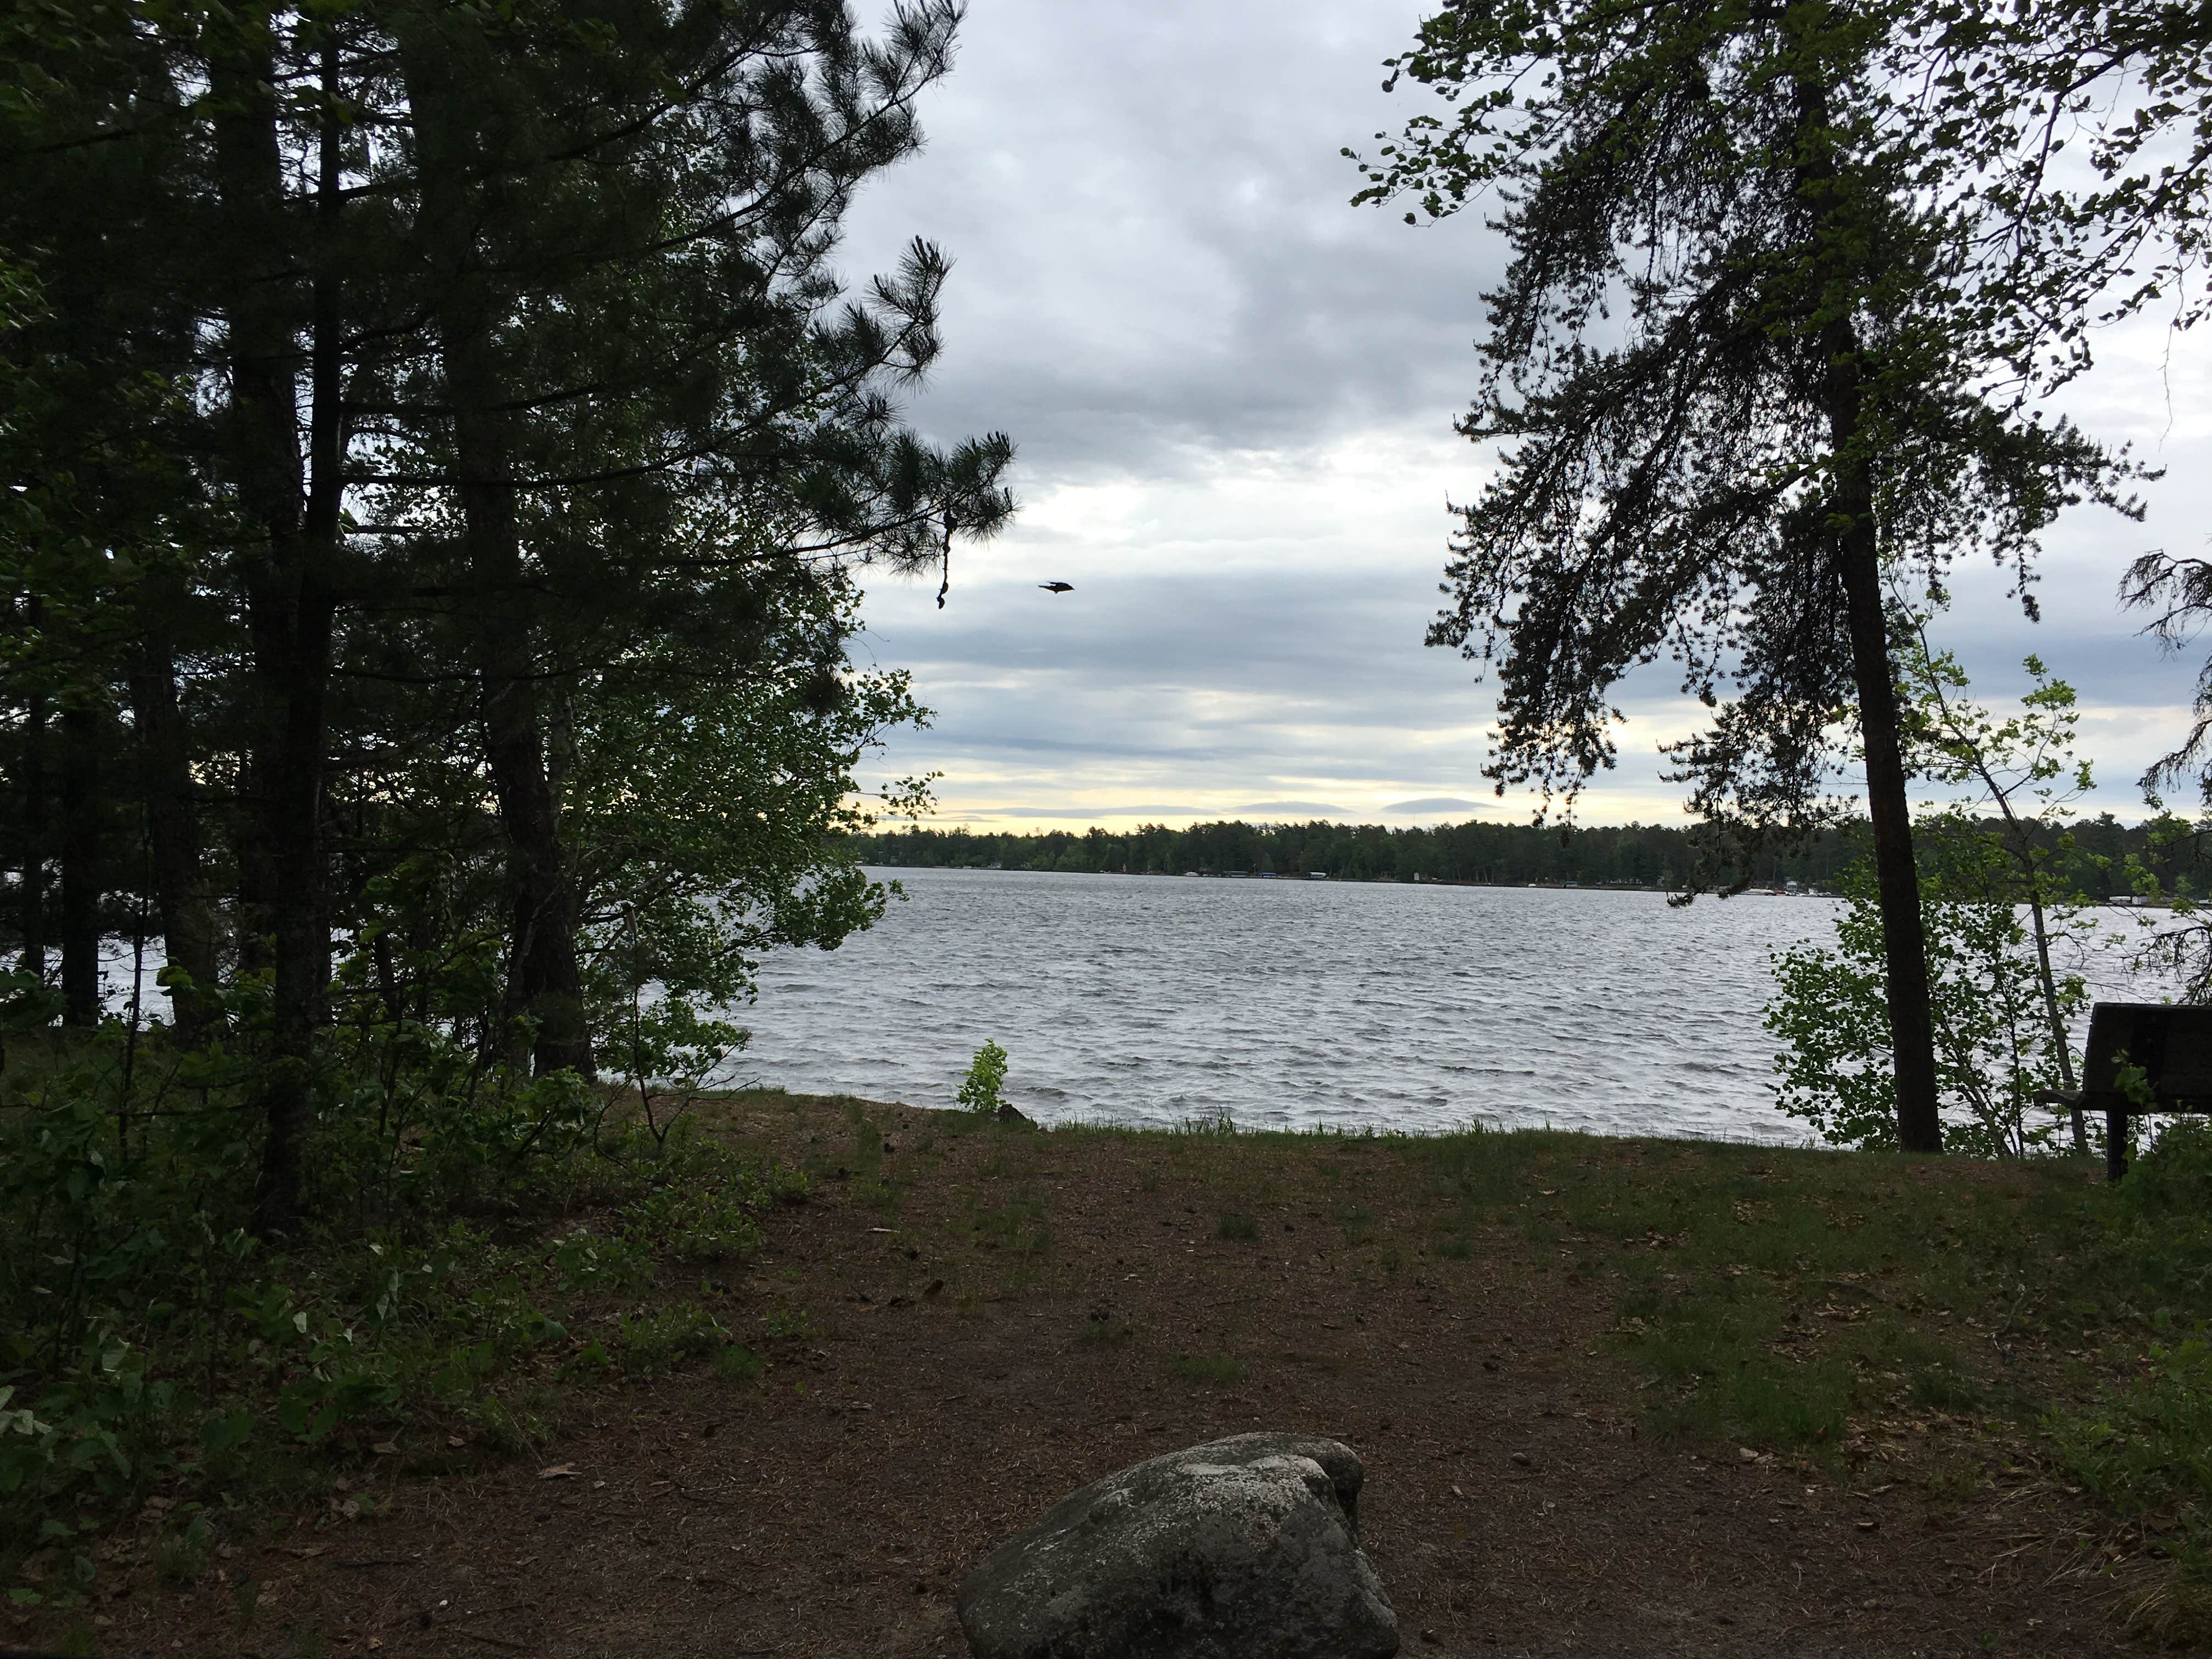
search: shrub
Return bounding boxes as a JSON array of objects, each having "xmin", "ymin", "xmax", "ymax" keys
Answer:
[
  {"xmin": 2122, "ymin": 1118, "xmax": 2212, "ymax": 1219},
  {"xmin": 957, "ymin": 1040, "xmax": 1009, "ymax": 1115},
  {"xmin": 0, "ymin": 1021, "xmax": 787, "ymax": 1588}
]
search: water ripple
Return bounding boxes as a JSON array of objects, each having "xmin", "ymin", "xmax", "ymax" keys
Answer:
[{"xmin": 713, "ymin": 868, "xmax": 1857, "ymax": 1143}]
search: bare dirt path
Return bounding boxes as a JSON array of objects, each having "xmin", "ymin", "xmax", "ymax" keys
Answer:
[{"xmin": 83, "ymin": 1098, "xmax": 2135, "ymax": 1659}]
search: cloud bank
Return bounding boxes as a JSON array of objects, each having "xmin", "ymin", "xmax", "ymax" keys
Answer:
[{"xmin": 837, "ymin": 0, "xmax": 2210, "ymax": 831}]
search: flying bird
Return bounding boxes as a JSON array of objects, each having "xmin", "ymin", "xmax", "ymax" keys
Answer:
[{"xmin": 1038, "ymin": 581, "xmax": 1074, "ymax": 594}]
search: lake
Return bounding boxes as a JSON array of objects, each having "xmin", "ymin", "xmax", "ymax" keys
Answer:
[{"xmin": 724, "ymin": 868, "xmax": 1847, "ymax": 1142}]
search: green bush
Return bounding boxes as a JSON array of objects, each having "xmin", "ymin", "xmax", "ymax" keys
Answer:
[
  {"xmin": 0, "ymin": 1021, "xmax": 787, "ymax": 1593},
  {"xmin": 2049, "ymin": 1341, "xmax": 2212, "ymax": 1513},
  {"xmin": 2123, "ymin": 1119, "xmax": 2212, "ymax": 1219},
  {"xmin": 957, "ymin": 1040, "xmax": 1009, "ymax": 1114}
]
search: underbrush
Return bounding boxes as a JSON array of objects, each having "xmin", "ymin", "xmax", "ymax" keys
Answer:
[
  {"xmin": 2041, "ymin": 1122, "xmax": 2212, "ymax": 1641},
  {"xmin": 0, "ymin": 1023, "xmax": 800, "ymax": 1608}
]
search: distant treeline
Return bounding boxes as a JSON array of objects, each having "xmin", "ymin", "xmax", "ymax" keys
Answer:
[{"xmin": 848, "ymin": 814, "xmax": 2185, "ymax": 891}]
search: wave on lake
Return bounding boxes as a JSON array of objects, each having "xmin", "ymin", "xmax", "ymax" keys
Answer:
[{"xmin": 721, "ymin": 868, "xmax": 1850, "ymax": 1142}]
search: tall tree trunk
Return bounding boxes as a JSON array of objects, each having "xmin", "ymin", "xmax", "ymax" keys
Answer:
[
  {"xmin": 128, "ymin": 623, "xmax": 218, "ymax": 1041},
  {"xmin": 1833, "ymin": 506, "xmax": 1943, "ymax": 1151},
  {"xmin": 59, "ymin": 701, "xmax": 100, "ymax": 1026},
  {"xmin": 210, "ymin": 20, "xmax": 341, "ymax": 1233},
  {"xmin": 16, "ymin": 599, "xmax": 47, "ymax": 984},
  {"xmin": 1795, "ymin": 55, "xmax": 1944, "ymax": 1154},
  {"xmin": 401, "ymin": 26, "xmax": 594, "ymax": 1080},
  {"xmin": 466, "ymin": 471, "xmax": 595, "ymax": 1080}
]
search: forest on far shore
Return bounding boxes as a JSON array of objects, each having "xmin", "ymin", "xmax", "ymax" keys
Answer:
[{"xmin": 848, "ymin": 814, "xmax": 2196, "ymax": 893}]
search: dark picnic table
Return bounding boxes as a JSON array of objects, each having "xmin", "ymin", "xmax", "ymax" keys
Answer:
[{"xmin": 2069, "ymin": 1002, "xmax": 2212, "ymax": 1181}]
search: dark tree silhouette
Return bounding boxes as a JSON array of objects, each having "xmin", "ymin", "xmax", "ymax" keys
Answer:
[{"xmin": 1352, "ymin": 0, "xmax": 2126, "ymax": 1152}]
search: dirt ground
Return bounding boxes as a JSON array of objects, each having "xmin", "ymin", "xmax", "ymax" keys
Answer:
[{"xmin": 27, "ymin": 1095, "xmax": 2153, "ymax": 1659}]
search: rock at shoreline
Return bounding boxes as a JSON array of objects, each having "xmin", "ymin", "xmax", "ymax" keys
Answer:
[
  {"xmin": 994, "ymin": 1102, "xmax": 1037, "ymax": 1128},
  {"xmin": 956, "ymin": 1431, "xmax": 1399, "ymax": 1659}
]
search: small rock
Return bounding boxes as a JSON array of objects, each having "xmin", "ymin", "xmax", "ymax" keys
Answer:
[
  {"xmin": 994, "ymin": 1102, "xmax": 1037, "ymax": 1128},
  {"xmin": 958, "ymin": 1431, "xmax": 1399, "ymax": 1659}
]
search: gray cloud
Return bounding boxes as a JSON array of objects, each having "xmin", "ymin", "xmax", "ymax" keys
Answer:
[
  {"xmin": 842, "ymin": 0, "xmax": 1504, "ymax": 483},
  {"xmin": 947, "ymin": 804, "xmax": 1212, "ymax": 821},
  {"xmin": 837, "ymin": 0, "xmax": 2208, "ymax": 829}
]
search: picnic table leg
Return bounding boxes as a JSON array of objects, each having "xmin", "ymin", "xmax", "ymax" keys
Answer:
[{"xmin": 2107, "ymin": 1107, "xmax": 2129, "ymax": 1183}]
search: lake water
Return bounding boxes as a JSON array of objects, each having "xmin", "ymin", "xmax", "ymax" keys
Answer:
[{"xmin": 723, "ymin": 868, "xmax": 1849, "ymax": 1142}]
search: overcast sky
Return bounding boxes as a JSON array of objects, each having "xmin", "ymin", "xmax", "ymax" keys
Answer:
[{"xmin": 833, "ymin": 0, "xmax": 2212, "ymax": 833}]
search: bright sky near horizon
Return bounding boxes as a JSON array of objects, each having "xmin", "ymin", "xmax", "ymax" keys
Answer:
[{"xmin": 834, "ymin": 0, "xmax": 2212, "ymax": 834}]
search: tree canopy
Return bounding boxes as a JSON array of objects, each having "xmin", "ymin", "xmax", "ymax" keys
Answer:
[
  {"xmin": 1, "ymin": 0, "xmax": 1013, "ymax": 1227},
  {"xmin": 1350, "ymin": 0, "xmax": 2137, "ymax": 1150}
]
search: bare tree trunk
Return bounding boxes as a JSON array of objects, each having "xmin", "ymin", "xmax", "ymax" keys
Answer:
[
  {"xmin": 1833, "ymin": 521, "xmax": 1943, "ymax": 1152},
  {"xmin": 128, "ymin": 625, "xmax": 218, "ymax": 1041},
  {"xmin": 468, "ymin": 492, "xmax": 595, "ymax": 1080},
  {"xmin": 1796, "ymin": 58, "xmax": 1943, "ymax": 1154},
  {"xmin": 211, "ymin": 21, "xmax": 342, "ymax": 1234},
  {"xmin": 59, "ymin": 701, "xmax": 100, "ymax": 1027},
  {"xmin": 401, "ymin": 25, "xmax": 594, "ymax": 1081},
  {"xmin": 16, "ymin": 600, "xmax": 47, "ymax": 984}
]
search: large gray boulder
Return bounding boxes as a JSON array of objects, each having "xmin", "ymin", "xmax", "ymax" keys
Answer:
[{"xmin": 956, "ymin": 1431, "xmax": 1399, "ymax": 1659}]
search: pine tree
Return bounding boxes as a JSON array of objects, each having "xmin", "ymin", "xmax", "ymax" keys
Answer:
[
  {"xmin": 377, "ymin": 0, "xmax": 1012, "ymax": 1077},
  {"xmin": 2, "ymin": 0, "xmax": 1013, "ymax": 1229},
  {"xmin": 1351, "ymin": 0, "xmax": 2128, "ymax": 1151}
]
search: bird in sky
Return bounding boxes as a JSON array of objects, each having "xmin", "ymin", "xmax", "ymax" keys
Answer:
[{"xmin": 1038, "ymin": 581, "xmax": 1074, "ymax": 594}]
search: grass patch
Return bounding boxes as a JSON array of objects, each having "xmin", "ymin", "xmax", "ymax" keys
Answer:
[
  {"xmin": 763, "ymin": 1304, "xmax": 814, "ymax": 1340},
  {"xmin": 1331, "ymin": 1200, "xmax": 1376, "ymax": 1246},
  {"xmin": 713, "ymin": 1342, "xmax": 765, "ymax": 1384},
  {"xmin": 972, "ymin": 1189, "xmax": 1053, "ymax": 1254},
  {"xmin": 706, "ymin": 1096, "xmax": 2212, "ymax": 1643},
  {"xmin": 608, "ymin": 1304, "xmax": 727, "ymax": 1376},
  {"xmin": 1164, "ymin": 1352, "xmax": 1248, "ymax": 1385},
  {"xmin": 26, "ymin": 1068, "xmax": 2212, "ymax": 1645}
]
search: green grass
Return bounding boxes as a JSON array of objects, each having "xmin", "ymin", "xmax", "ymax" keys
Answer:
[
  {"xmin": 713, "ymin": 1342, "xmax": 765, "ymax": 1383},
  {"xmin": 1165, "ymin": 1352, "xmax": 1248, "ymax": 1385},
  {"xmin": 26, "ymin": 1071, "xmax": 2205, "ymax": 1644},
  {"xmin": 1115, "ymin": 1116, "xmax": 2212, "ymax": 1528},
  {"xmin": 972, "ymin": 1188, "xmax": 1052, "ymax": 1254}
]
